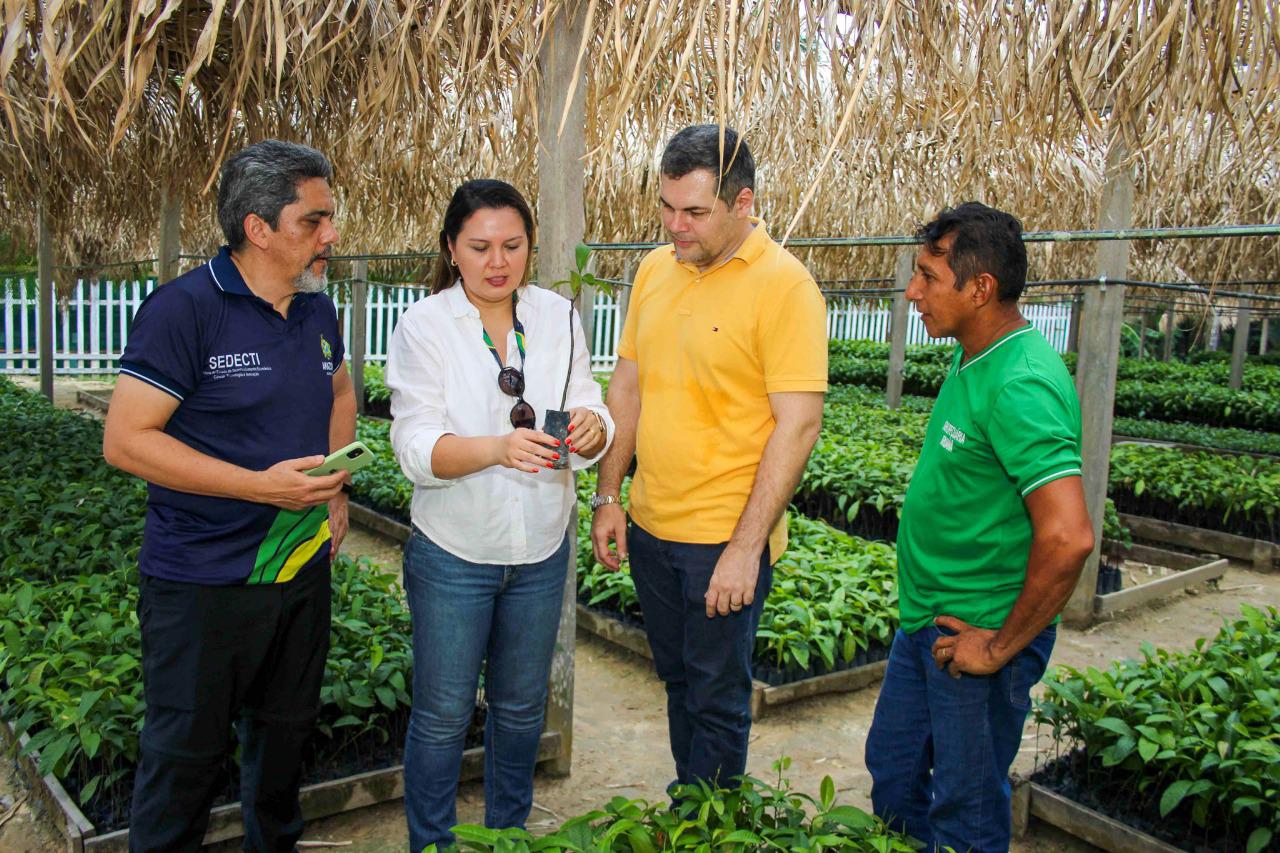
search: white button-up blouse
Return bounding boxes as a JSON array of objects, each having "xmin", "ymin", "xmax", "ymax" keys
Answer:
[{"xmin": 386, "ymin": 283, "xmax": 613, "ymax": 565}]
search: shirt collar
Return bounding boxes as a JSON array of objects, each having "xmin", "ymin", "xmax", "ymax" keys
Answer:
[
  {"xmin": 733, "ymin": 217, "xmax": 771, "ymax": 264},
  {"xmin": 445, "ymin": 281, "xmax": 528, "ymax": 319},
  {"xmin": 207, "ymin": 246, "xmax": 254, "ymax": 297}
]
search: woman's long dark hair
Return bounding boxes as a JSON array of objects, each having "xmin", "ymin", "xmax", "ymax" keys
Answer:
[{"xmin": 431, "ymin": 179, "xmax": 537, "ymax": 294}]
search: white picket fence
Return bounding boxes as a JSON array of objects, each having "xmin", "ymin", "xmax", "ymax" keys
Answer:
[
  {"xmin": 823, "ymin": 295, "xmax": 1073, "ymax": 351},
  {"xmin": 0, "ymin": 278, "xmax": 1070, "ymax": 375}
]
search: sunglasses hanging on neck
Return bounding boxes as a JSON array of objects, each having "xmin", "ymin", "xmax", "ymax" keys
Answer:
[{"xmin": 482, "ymin": 293, "xmax": 537, "ymax": 430}]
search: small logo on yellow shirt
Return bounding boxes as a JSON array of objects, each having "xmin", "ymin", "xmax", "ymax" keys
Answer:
[{"xmin": 941, "ymin": 420, "xmax": 967, "ymax": 452}]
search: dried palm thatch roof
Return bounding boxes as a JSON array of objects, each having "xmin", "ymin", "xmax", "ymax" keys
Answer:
[{"xmin": 1, "ymin": 1, "xmax": 1277, "ymax": 296}]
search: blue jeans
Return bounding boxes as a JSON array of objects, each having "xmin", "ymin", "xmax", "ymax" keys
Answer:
[
  {"xmin": 402, "ymin": 529, "xmax": 568, "ymax": 852},
  {"xmin": 628, "ymin": 523, "xmax": 773, "ymax": 791},
  {"xmin": 865, "ymin": 623, "xmax": 1056, "ymax": 852}
]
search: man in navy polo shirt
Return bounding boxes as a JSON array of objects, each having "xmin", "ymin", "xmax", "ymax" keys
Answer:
[{"xmin": 104, "ymin": 140, "xmax": 356, "ymax": 851}]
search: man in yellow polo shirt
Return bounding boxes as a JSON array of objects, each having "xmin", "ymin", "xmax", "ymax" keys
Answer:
[{"xmin": 591, "ymin": 124, "xmax": 827, "ymax": 791}]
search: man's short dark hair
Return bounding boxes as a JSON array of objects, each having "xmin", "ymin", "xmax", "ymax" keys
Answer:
[
  {"xmin": 217, "ymin": 140, "xmax": 333, "ymax": 250},
  {"xmin": 660, "ymin": 124, "xmax": 755, "ymax": 206},
  {"xmin": 917, "ymin": 203, "xmax": 1027, "ymax": 302}
]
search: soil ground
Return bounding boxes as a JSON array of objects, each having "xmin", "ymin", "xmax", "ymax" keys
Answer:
[{"xmin": 4, "ymin": 378, "xmax": 1278, "ymax": 852}]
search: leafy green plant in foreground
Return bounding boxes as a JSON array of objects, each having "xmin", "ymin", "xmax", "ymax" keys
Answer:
[{"xmin": 433, "ymin": 757, "xmax": 919, "ymax": 852}]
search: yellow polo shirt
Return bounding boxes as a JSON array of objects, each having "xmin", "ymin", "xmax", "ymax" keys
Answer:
[{"xmin": 617, "ymin": 220, "xmax": 828, "ymax": 561}]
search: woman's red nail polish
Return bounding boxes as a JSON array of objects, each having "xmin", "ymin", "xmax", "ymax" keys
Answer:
[
  {"xmin": 568, "ymin": 424, "xmax": 575, "ymax": 432},
  {"xmin": 544, "ymin": 462, "xmax": 553, "ymax": 468},
  {"xmin": 552, "ymin": 453, "xmax": 560, "ymax": 460}
]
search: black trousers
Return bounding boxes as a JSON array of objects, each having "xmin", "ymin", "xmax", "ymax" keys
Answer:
[{"xmin": 128, "ymin": 563, "xmax": 331, "ymax": 853}]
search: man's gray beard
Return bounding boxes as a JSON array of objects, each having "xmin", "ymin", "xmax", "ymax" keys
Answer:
[{"xmin": 293, "ymin": 267, "xmax": 328, "ymax": 293}]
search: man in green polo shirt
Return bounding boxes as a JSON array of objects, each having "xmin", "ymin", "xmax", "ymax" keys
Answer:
[{"xmin": 865, "ymin": 203, "xmax": 1095, "ymax": 852}]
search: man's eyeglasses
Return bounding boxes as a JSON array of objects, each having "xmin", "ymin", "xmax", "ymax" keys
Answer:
[{"xmin": 498, "ymin": 366, "xmax": 537, "ymax": 430}]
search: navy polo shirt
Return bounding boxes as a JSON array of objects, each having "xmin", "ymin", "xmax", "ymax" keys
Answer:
[{"xmin": 119, "ymin": 247, "xmax": 345, "ymax": 585}]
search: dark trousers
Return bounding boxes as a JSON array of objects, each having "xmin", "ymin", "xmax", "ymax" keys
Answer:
[
  {"xmin": 865, "ymin": 623, "xmax": 1056, "ymax": 852},
  {"xmin": 128, "ymin": 563, "xmax": 331, "ymax": 853},
  {"xmin": 628, "ymin": 523, "xmax": 773, "ymax": 791}
]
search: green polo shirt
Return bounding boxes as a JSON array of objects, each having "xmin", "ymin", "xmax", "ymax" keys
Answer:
[{"xmin": 896, "ymin": 324, "xmax": 1082, "ymax": 634}]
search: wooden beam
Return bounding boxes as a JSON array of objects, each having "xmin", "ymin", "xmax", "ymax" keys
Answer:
[
  {"xmin": 348, "ymin": 501, "xmax": 409, "ymax": 543},
  {"xmin": 1120, "ymin": 512, "xmax": 1278, "ymax": 572},
  {"xmin": 1261, "ymin": 316, "xmax": 1270, "ymax": 355},
  {"xmin": 351, "ymin": 260, "xmax": 368, "ymax": 415},
  {"xmin": 1093, "ymin": 558, "xmax": 1227, "ymax": 616},
  {"xmin": 37, "ymin": 201, "xmax": 54, "ymax": 401},
  {"xmin": 885, "ymin": 249, "xmax": 912, "ymax": 409},
  {"xmin": 157, "ymin": 186, "xmax": 181, "ymax": 285},
  {"xmin": 535, "ymin": 0, "xmax": 588, "ymax": 297},
  {"xmin": 576, "ymin": 604, "xmax": 654, "ymax": 661},
  {"xmin": 1027, "ymin": 782, "xmax": 1185, "ymax": 852},
  {"xmin": 1065, "ymin": 143, "xmax": 1132, "ymax": 625},
  {"xmin": 1229, "ymin": 292, "xmax": 1251, "ymax": 389}
]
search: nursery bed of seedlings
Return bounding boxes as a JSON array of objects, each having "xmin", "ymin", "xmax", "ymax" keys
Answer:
[
  {"xmin": 1030, "ymin": 605, "xmax": 1280, "ymax": 853},
  {"xmin": 572, "ymin": 473, "xmax": 900, "ymax": 715}
]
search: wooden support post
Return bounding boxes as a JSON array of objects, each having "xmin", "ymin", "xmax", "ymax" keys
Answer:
[
  {"xmin": 351, "ymin": 261, "xmax": 368, "ymax": 415},
  {"xmin": 544, "ymin": 507, "xmax": 578, "ymax": 777},
  {"xmin": 37, "ymin": 202, "xmax": 54, "ymax": 401},
  {"xmin": 1064, "ymin": 145, "xmax": 1132, "ymax": 626},
  {"xmin": 536, "ymin": 0, "xmax": 589, "ymax": 777},
  {"xmin": 1261, "ymin": 316, "xmax": 1270, "ymax": 355},
  {"xmin": 1066, "ymin": 296, "xmax": 1081, "ymax": 353},
  {"xmin": 1162, "ymin": 302, "xmax": 1174, "ymax": 362},
  {"xmin": 885, "ymin": 249, "xmax": 912, "ymax": 409},
  {"xmin": 536, "ymin": 0, "xmax": 588, "ymax": 298},
  {"xmin": 1136, "ymin": 311, "xmax": 1146, "ymax": 359},
  {"xmin": 1229, "ymin": 293, "xmax": 1251, "ymax": 389},
  {"xmin": 1207, "ymin": 309, "xmax": 1220, "ymax": 351},
  {"xmin": 157, "ymin": 186, "xmax": 181, "ymax": 285}
]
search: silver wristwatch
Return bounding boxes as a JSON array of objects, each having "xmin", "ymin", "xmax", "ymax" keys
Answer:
[{"xmin": 589, "ymin": 493, "xmax": 620, "ymax": 512}]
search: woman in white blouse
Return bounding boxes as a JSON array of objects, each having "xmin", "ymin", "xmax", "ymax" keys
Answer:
[{"xmin": 386, "ymin": 179, "xmax": 613, "ymax": 850}]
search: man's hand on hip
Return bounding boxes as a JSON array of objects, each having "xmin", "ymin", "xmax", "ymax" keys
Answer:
[
  {"xmin": 705, "ymin": 544, "xmax": 761, "ymax": 618},
  {"xmin": 256, "ymin": 456, "xmax": 346, "ymax": 511},
  {"xmin": 328, "ymin": 491, "xmax": 349, "ymax": 563},
  {"xmin": 590, "ymin": 503, "xmax": 628, "ymax": 571},
  {"xmin": 931, "ymin": 615, "xmax": 1007, "ymax": 677}
]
